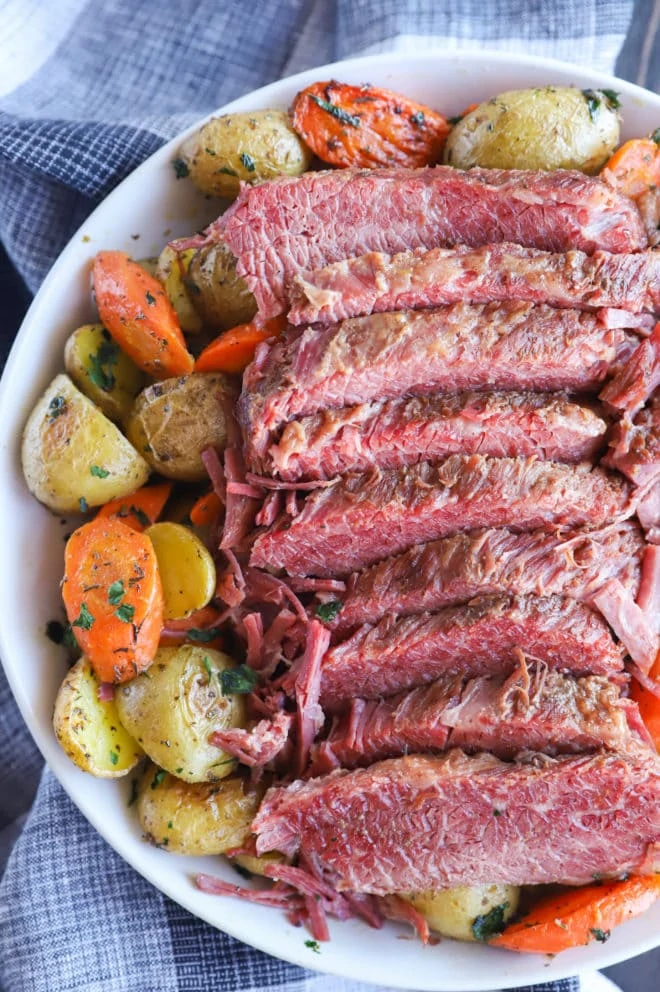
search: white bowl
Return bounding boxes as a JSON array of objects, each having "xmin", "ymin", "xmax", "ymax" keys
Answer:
[{"xmin": 1, "ymin": 49, "xmax": 659, "ymax": 991}]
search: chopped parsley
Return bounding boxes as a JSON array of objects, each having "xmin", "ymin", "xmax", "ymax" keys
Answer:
[
  {"xmin": 410, "ymin": 111, "xmax": 425, "ymax": 126},
  {"xmin": 202, "ymin": 655, "xmax": 213, "ymax": 681},
  {"xmin": 90, "ymin": 464, "xmax": 110, "ymax": 478},
  {"xmin": 215, "ymin": 165, "xmax": 237, "ymax": 176},
  {"xmin": 582, "ymin": 88, "xmax": 621, "ymax": 122},
  {"xmin": 108, "ymin": 580, "xmax": 125, "ymax": 605},
  {"xmin": 220, "ymin": 664, "xmax": 258, "ymax": 696},
  {"xmin": 471, "ymin": 902, "xmax": 510, "ymax": 942},
  {"xmin": 78, "ymin": 497, "xmax": 89, "ymax": 513},
  {"xmin": 601, "ymin": 88, "xmax": 622, "ymax": 110},
  {"xmin": 172, "ymin": 158, "xmax": 189, "ymax": 179},
  {"xmin": 304, "ymin": 939, "xmax": 321, "ymax": 953},
  {"xmin": 47, "ymin": 395, "xmax": 67, "ymax": 422},
  {"xmin": 240, "ymin": 152, "xmax": 256, "ymax": 172},
  {"xmin": 187, "ymin": 626, "xmax": 222, "ymax": 643},
  {"xmin": 109, "ymin": 749, "xmax": 119, "ymax": 766},
  {"xmin": 71, "ymin": 603, "xmax": 94, "ymax": 631},
  {"xmin": 151, "ymin": 769, "xmax": 167, "ymax": 789},
  {"xmin": 145, "ymin": 290, "xmax": 156, "ymax": 307},
  {"xmin": 651, "ymin": 127, "xmax": 660, "ymax": 145},
  {"xmin": 315, "ymin": 600, "xmax": 342, "ymax": 623},
  {"xmin": 88, "ymin": 339, "xmax": 119, "ymax": 391},
  {"xmin": 590, "ymin": 928, "xmax": 611, "ymax": 943},
  {"xmin": 115, "ymin": 602, "xmax": 135, "ymax": 623},
  {"xmin": 167, "ymin": 820, "xmax": 173, "ymax": 829},
  {"xmin": 119, "ymin": 505, "xmax": 151, "ymax": 527},
  {"xmin": 45, "ymin": 619, "xmax": 78, "ymax": 651},
  {"xmin": 309, "ymin": 93, "xmax": 361, "ymax": 128}
]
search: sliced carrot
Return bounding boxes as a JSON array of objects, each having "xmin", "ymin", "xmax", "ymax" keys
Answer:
[
  {"xmin": 631, "ymin": 648, "xmax": 660, "ymax": 750},
  {"xmin": 93, "ymin": 251, "xmax": 194, "ymax": 379},
  {"xmin": 95, "ymin": 482, "xmax": 173, "ymax": 532},
  {"xmin": 490, "ymin": 877, "xmax": 660, "ymax": 954},
  {"xmin": 62, "ymin": 518, "xmax": 163, "ymax": 683},
  {"xmin": 291, "ymin": 80, "xmax": 450, "ymax": 169},
  {"xmin": 159, "ymin": 604, "xmax": 224, "ymax": 647},
  {"xmin": 601, "ymin": 139, "xmax": 660, "ymax": 198},
  {"xmin": 194, "ymin": 316, "xmax": 287, "ymax": 374},
  {"xmin": 190, "ymin": 489, "xmax": 223, "ymax": 527}
]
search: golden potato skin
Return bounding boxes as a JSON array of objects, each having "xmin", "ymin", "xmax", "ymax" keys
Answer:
[
  {"xmin": 145, "ymin": 522, "xmax": 216, "ymax": 620},
  {"xmin": 125, "ymin": 373, "xmax": 237, "ymax": 481},
  {"xmin": 53, "ymin": 656, "xmax": 143, "ymax": 777},
  {"xmin": 444, "ymin": 87, "xmax": 620, "ymax": 173},
  {"xmin": 187, "ymin": 243, "xmax": 257, "ymax": 331},
  {"xmin": 231, "ymin": 851, "xmax": 286, "ymax": 877},
  {"xmin": 22, "ymin": 373, "xmax": 150, "ymax": 513},
  {"xmin": 178, "ymin": 110, "xmax": 313, "ymax": 199},
  {"xmin": 115, "ymin": 645, "xmax": 246, "ymax": 782},
  {"xmin": 401, "ymin": 884, "xmax": 520, "ymax": 942},
  {"xmin": 136, "ymin": 763, "xmax": 263, "ymax": 855},
  {"xmin": 64, "ymin": 323, "xmax": 144, "ymax": 423},
  {"xmin": 155, "ymin": 245, "xmax": 203, "ymax": 334}
]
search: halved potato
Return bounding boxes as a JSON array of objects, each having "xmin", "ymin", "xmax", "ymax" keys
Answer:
[
  {"xmin": 64, "ymin": 324, "xmax": 144, "ymax": 423},
  {"xmin": 187, "ymin": 243, "xmax": 257, "ymax": 331},
  {"xmin": 22, "ymin": 373, "xmax": 150, "ymax": 513},
  {"xmin": 155, "ymin": 245, "xmax": 203, "ymax": 334},
  {"xmin": 53, "ymin": 656, "xmax": 143, "ymax": 777},
  {"xmin": 400, "ymin": 884, "xmax": 520, "ymax": 942},
  {"xmin": 136, "ymin": 763, "xmax": 263, "ymax": 854},
  {"xmin": 115, "ymin": 644, "xmax": 246, "ymax": 782},
  {"xmin": 145, "ymin": 521, "xmax": 216, "ymax": 620}
]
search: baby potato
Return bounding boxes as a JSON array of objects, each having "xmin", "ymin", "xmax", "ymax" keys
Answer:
[
  {"xmin": 155, "ymin": 245, "xmax": 203, "ymax": 335},
  {"xmin": 115, "ymin": 645, "xmax": 246, "ymax": 782},
  {"xmin": 64, "ymin": 323, "xmax": 144, "ymax": 423},
  {"xmin": 22, "ymin": 373, "xmax": 150, "ymax": 513},
  {"xmin": 136, "ymin": 762, "xmax": 263, "ymax": 855},
  {"xmin": 401, "ymin": 884, "xmax": 520, "ymax": 942},
  {"xmin": 145, "ymin": 521, "xmax": 216, "ymax": 620},
  {"xmin": 444, "ymin": 86, "xmax": 620, "ymax": 174},
  {"xmin": 231, "ymin": 850, "xmax": 287, "ymax": 877},
  {"xmin": 53, "ymin": 656, "xmax": 144, "ymax": 777},
  {"xmin": 126, "ymin": 373, "xmax": 237, "ymax": 482},
  {"xmin": 187, "ymin": 242, "xmax": 257, "ymax": 331},
  {"xmin": 178, "ymin": 110, "xmax": 313, "ymax": 199}
]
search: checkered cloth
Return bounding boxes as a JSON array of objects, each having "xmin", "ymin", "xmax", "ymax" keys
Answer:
[{"xmin": 0, "ymin": 1, "xmax": 653, "ymax": 989}]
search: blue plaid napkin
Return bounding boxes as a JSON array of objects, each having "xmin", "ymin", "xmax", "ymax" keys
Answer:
[{"xmin": 0, "ymin": 1, "xmax": 653, "ymax": 990}]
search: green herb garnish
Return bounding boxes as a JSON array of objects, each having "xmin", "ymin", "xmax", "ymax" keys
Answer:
[
  {"xmin": 582, "ymin": 89, "xmax": 601, "ymax": 121},
  {"xmin": 304, "ymin": 939, "xmax": 321, "ymax": 953},
  {"xmin": 315, "ymin": 600, "xmax": 342, "ymax": 623},
  {"xmin": 651, "ymin": 127, "xmax": 660, "ymax": 145},
  {"xmin": 145, "ymin": 290, "xmax": 156, "ymax": 306},
  {"xmin": 115, "ymin": 603, "xmax": 135, "ymax": 623},
  {"xmin": 220, "ymin": 664, "xmax": 258, "ymax": 696},
  {"xmin": 45, "ymin": 619, "xmax": 77, "ymax": 651},
  {"xmin": 601, "ymin": 89, "xmax": 621, "ymax": 110},
  {"xmin": 109, "ymin": 749, "xmax": 119, "ymax": 766},
  {"xmin": 47, "ymin": 395, "xmax": 67, "ymax": 422},
  {"xmin": 471, "ymin": 903, "xmax": 510, "ymax": 942},
  {"xmin": 240, "ymin": 152, "xmax": 256, "ymax": 172},
  {"xmin": 202, "ymin": 655, "xmax": 213, "ymax": 681},
  {"xmin": 90, "ymin": 464, "xmax": 109, "ymax": 478},
  {"xmin": 118, "ymin": 505, "xmax": 151, "ymax": 527},
  {"xmin": 590, "ymin": 928, "xmax": 611, "ymax": 943},
  {"xmin": 172, "ymin": 158, "xmax": 189, "ymax": 178},
  {"xmin": 79, "ymin": 497, "xmax": 89, "ymax": 513},
  {"xmin": 72, "ymin": 603, "xmax": 94, "ymax": 631},
  {"xmin": 108, "ymin": 580, "xmax": 125, "ymax": 605},
  {"xmin": 187, "ymin": 626, "xmax": 222, "ymax": 643},
  {"xmin": 309, "ymin": 93, "xmax": 361, "ymax": 128},
  {"xmin": 88, "ymin": 339, "xmax": 119, "ymax": 391},
  {"xmin": 151, "ymin": 769, "xmax": 167, "ymax": 789}
]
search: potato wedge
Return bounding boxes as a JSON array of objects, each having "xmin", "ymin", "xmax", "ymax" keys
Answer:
[
  {"xmin": 125, "ymin": 373, "xmax": 237, "ymax": 482},
  {"xmin": 22, "ymin": 373, "xmax": 150, "ymax": 513},
  {"xmin": 155, "ymin": 245, "xmax": 203, "ymax": 334},
  {"xmin": 445, "ymin": 87, "xmax": 620, "ymax": 173},
  {"xmin": 136, "ymin": 763, "xmax": 263, "ymax": 854},
  {"xmin": 400, "ymin": 884, "xmax": 520, "ymax": 942},
  {"xmin": 178, "ymin": 110, "xmax": 313, "ymax": 199},
  {"xmin": 64, "ymin": 324, "xmax": 145, "ymax": 424},
  {"xmin": 187, "ymin": 243, "xmax": 257, "ymax": 331},
  {"xmin": 53, "ymin": 656, "xmax": 143, "ymax": 777},
  {"xmin": 145, "ymin": 521, "xmax": 216, "ymax": 620},
  {"xmin": 115, "ymin": 645, "xmax": 246, "ymax": 782}
]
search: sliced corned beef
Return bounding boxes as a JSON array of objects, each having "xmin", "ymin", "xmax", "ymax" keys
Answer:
[
  {"xmin": 335, "ymin": 522, "xmax": 645, "ymax": 631},
  {"xmin": 312, "ymin": 667, "xmax": 648, "ymax": 773},
  {"xmin": 289, "ymin": 244, "xmax": 660, "ymax": 325},
  {"xmin": 250, "ymin": 456, "xmax": 632, "ymax": 577},
  {"xmin": 318, "ymin": 595, "xmax": 623, "ymax": 708},
  {"xmin": 267, "ymin": 391, "xmax": 608, "ymax": 481},
  {"xmin": 600, "ymin": 322, "xmax": 660, "ymax": 416},
  {"xmin": 603, "ymin": 396, "xmax": 660, "ymax": 487},
  {"xmin": 214, "ymin": 167, "xmax": 646, "ymax": 320},
  {"xmin": 253, "ymin": 749, "xmax": 660, "ymax": 892},
  {"xmin": 240, "ymin": 304, "xmax": 629, "ymax": 471}
]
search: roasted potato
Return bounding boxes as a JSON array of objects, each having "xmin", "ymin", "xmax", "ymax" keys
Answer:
[
  {"xmin": 231, "ymin": 851, "xmax": 287, "ymax": 877},
  {"xmin": 401, "ymin": 884, "xmax": 520, "ymax": 942},
  {"xmin": 22, "ymin": 373, "xmax": 150, "ymax": 513},
  {"xmin": 53, "ymin": 656, "xmax": 143, "ymax": 777},
  {"xmin": 115, "ymin": 645, "xmax": 246, "ymax": 782},
  {"xmin": 137, "ymin": 257, "xmax": 159, "ymax": 278},
  {"xmin": 155, "ymin": 245, "xmax": 203, "ymax": 334},
  {"xmin": 125, "ymin": 373, "xmax": 237, "ymax": 482},
  {"xmin": 145, "ymin": 521, "xmax": 216, "ymax": 620},
  {"xmin": 187, "ymin": 242, "xmax": 257, "ymax": 331},
  {"xmin": 136, "ymin": 763, "xmax": 263, "ymax": 854},
  {"xmin": 178, "ymin": 110, "xmax": 313, "ymax": 199},
  {"xmin": 444, "ymin": 87, "xmax": 620, "ymax": 173},
  {"xmin": 64, "ymin": 323, "xmax": 144, "ymax": 423}
]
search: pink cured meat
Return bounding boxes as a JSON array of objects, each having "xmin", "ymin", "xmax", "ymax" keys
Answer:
[
  {"xmin": 215, "ymin": 167, "xmax": 647, "ymax": 320},
  {"xmin": 313, "ymin": 668, "xmax": 649, "ymax": 772},
  {"xmin": 240, "ymin": 303, "xmax": 629, "ymax": 471},
  {"xmin": 250, "ymin": 456, "xmax": 632, "ymax": 578},
  {"xmin": 267, "ymin": 391, "xmax": 608, "ymax": 481},
  {"xmin": 319, "ymin": 595, "xmax": 624, "ymax": 708},
  {"xmin": 335, "ymin": 522, "xmax": 645, "ymax": 631},
  {"xmin": 600, "ymin": 322, "xmax": 660, "ymax": 416},
  {"xmin": 252, "ymin": 750, "xmax": 660, "ymax": 892},
  {"xmin": 603, "ymin": 395, "xmax": 660, "ymax": 487},
  {"xmin": 289, "ymin": 245, "xmax": 660, "ymax": 325}
]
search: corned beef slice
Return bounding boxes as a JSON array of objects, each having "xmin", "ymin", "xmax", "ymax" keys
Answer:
[
  {"xmin": 603, "ymin": 395, "xmax": 660, "ymax": 486},
  {"xmin": 216, "ymin": 167, "xmax": 647, "ymax": 320},
  {"xmin": 600, "ymin": 322, "xmax": 660, "ymax": 416},
  {"xmin": 313, "ymin": 668, "xmax": 648, "ymax": 772},
  {"xmin": 319, "ymin": 595, "xmax": 623, "ymax": 708},
  {"xmin": 336, "ymin": 523, "xmax": 645, "ymax": 631},
  {"xmin": 253, "ymin": 750, "xmax": 660, "ymax": 891},
  {"xmin": 240, "ymin": 303, "xmax": 628, "ymax": 471},
  {"xmin": 289, "ymin": 244, "xmax": 660, "ymax": 325},
  {"xmin": 250, "ymin": 456, "xmax": 631, "ymax": 577},
  {"xmin": 267, "ymin": 391, "xmax": 608, "ymax": 481}
]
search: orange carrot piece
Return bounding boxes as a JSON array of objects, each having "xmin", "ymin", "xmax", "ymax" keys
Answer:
[
  {"xmin": 159, "ymin": 605, "xmax": 224, "ymax": 647},
  {"xmin": 95, "ymin": 482, "xmax": 173, "ymax": 532},
  {"xmin": 490, "ymin": 877, "xmax": 660, "ymax": 954},
  {"xmin": 631, "ymin": 648, "xmax": 660, "ymax": 750},
  {"xmin": 194, "ymin": 316, "xmax": 287, "ymax": 374},
  {"xmin": 291, "ymin": 80, "xmax": 450, "ymax": 169},
  {"xmin": 93, "ymin": 251, "xmax": 194, "ymax": 379},
  {"xmin": 190, "ymin": 490, "xmax": 223, "ymax": 527},
  {"xmin": 601, "ymin": 139, "xmax": 660, "ymax": 198},
  {"xmin": 62, "ymin": 518, "xmax": 163, "ymax": 683}
]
